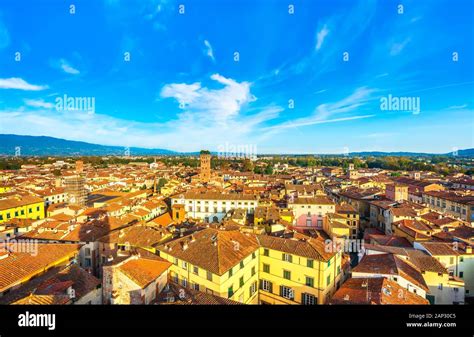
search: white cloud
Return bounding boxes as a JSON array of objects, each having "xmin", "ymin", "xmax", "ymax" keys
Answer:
[
  {"xmin": 0, "ymin": 74, "xmax": 282, "ymax": 152},
  {"xmin": 204, "ymin": 40, "xmax": 215, "ymax": 61},
  {"xmin": 59, "ymin": 59, "xmax": 80, "ymax": 74},
  {"xmin": 160, "ymin": 73, "xmax": 256, "ymax": 124},
  {"xmin": 24, "ymin": 99, "xmax": 54, "ymax": 109},
  {"xmin": 390, "ymin": 38, "xmax": 411, "ymax": 56},
  {"xmin": 0, "ymin": 78, "xmax": 48, "ymax": 91},
  {"xmin": 315, "ymin": 25, "xmax": 329, "ymax": 50}
]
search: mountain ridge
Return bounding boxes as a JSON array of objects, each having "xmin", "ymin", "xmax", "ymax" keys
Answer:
[{"xmin": 0, "ymin": 134, "xmax": 472, "ymax": 157}]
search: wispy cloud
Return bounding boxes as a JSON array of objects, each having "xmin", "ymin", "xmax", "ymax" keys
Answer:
[
  {"xmin": 59, "ymin": 59, "xmax": 80, "ymax": 74},
  {"xmin": 0, "ymin": 78, "xmax": 48, "ymax": 91},
  {"xmin": 203, "ymin": 40, "xmax": 215, "ymax": 61},
  {"xmin": 390, "ymin": 38, "xmax": 411, "ymax": 56},
  {"xmin": 24, "ymin": 99, "xmax": 54, "ymax": 109},
  {"xmin": 265, "ymin": 87, "xmax": 376, "ymax": 132},
  {"xmin": 315, "ymin": 24, "xmax": 329, "ymax": 50},
  {"xmin": 447, "ymin": 104, "xmax": 468, "ymax": 110}
]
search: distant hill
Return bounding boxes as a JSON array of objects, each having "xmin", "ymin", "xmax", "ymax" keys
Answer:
[
  {"xmin": 0, "ymin": 134, "xmax": 472, "ymax": 157},
  {"xmin": 0, "ymin": 134, "xmax": 176, "ymax": 156},
  {"xmin": 348, "ymin": 149, "xmax": 474, "ymax": 157}
]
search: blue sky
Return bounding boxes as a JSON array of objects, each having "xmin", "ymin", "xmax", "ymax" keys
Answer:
[{"xmin": 0, "ymin": 0, "xmax": 473, "ymax": 154}]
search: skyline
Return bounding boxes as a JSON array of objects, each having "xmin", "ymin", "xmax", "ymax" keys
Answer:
[{"xmin": 0, "ymin": 0, "xmax": 473, "ymax": 154}]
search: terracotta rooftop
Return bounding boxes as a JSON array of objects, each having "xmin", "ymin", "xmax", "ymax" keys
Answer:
[
  {"xmin": 0, "ymin": 243, "xmax": 81, "ymax": 293},
  {"xmin": 330, "ymin": 277, "xmax": 429, "ymax": 305},
  {"xmin": 118, "ymin": 257, "xmax": 171, "ymax": 288},
  {"xmin": 158, "ymin": 228, "xmax": 259, "ymax": 275},
  {"xmin": 353, "ymin": 253, "xmax": 429, "ymax": 291},
  {"xmin": 257, "ymin": 233, "xmax": 335, "ymax": 262}
]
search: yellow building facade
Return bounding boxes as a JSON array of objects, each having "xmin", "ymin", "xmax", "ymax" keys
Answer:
[{"xmin": 0, "ymin": 196, "xmax": 45, "ymax": 224}]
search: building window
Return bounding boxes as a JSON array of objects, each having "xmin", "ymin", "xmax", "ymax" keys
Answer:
[
  {"xmin": 302, "ymin": 293, "xmax": 317, "ymax": 305},
  {"xmin": 251, "ymin": 266, "xmax": 256, "ymax": 276},
  {"xmin": 228, "ymin": 286, "xmax": 234, "ymax": 298},
  {"xmin": 263, "ymin": 248, "xmax": 269, "ymax": 256},
  {"xmin": 307, "ymin": 259, "xmax": 314, "ymax": 268},
  {"xmin": 181, "ymin": 261, "xmax": 188, "ymax": 270},
  {"xmin": 282, "ymin": 253, "xmax": 292, "ymax": 263},
  {"xmin": 263, "ymin": 264, "xmax": 270, "ymax": 273},
  {"xmin": 460, "ymin": 257, "xmax": 464, "ymax": 262},
  {"xmin": 261, "ymin": 280, "xmax": 273, "ymax": 293},
  {"xmin": 193, "ymin": 283, "xmax": 200, "ymax": 291},
  {"xmin": 229, "ymin": 268, "xmax": 233, "ymax": 277},
  {"xmin": 240, "ymin": 261, "xmax": 244, "ymax": 269},
  {"xmin": 280, "ymin": 286, "xmax": 294, "ymax": 300},
  {"xmin": 173, "ymin": 257, "xmax": 178, "ymax": 265},
  {"xmin": 249, "ymin": 281, "xmax": 257, "ymax": 297},
  {"xmin": 460, "ymin": 272, "xmax": 464, "ymax": 278},
  {"xmin": 193, "ymin": 266, "xmax": 199, "ymax": 275},
  {"xmin": 252, "ymin": 252, "xmax": 256, "ymax": 259},
  {"xmin": 305, "ymin": 276, "xmax": 314, "ymax": 288},
  {"xmin": 326, "ymin": 275, "xmax": 331, "ymax": 286},
  {"xmin": 239, "ymin": 277, "xmax": 244, "ymax": 287},
  {"xmin": 207, "ymin": 271, "xmax": 212, "ymax": 281},
  {"xmin": 182, "ymin": 277, "xmax": 188, "ymax": 287},
  {"xmin": 283, "ymin": 270, "xmax": 291, "ymax": 280}
]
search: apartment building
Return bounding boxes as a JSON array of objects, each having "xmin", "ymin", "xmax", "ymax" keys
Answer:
[
  {"xmin": 157, "ymin": 228, "xmax": 343, "ymax": 305},
  {"xmin": 171, "ymin": 192, "xmax": 258, "ymax": 222},
  {"xmin": 415, "ymin": 242, "xmax": 474, "ymax": 298},
  {"xmin": 157, "ymin": 228, "xmax": 261, "ymax": 304},
  {"xmin": 288, "ymin": 196, "xmax": 335, "ymax": 229},
  {"xmin": 257, "ymin": 234, "xmax": 343, "ymax": 304},
  {"xmin": 422, "ymin": 190, "xmax": 474, "ymax": 223},
  {"xmin": 0, "ymin": 195, "xmax": 45, "ymax": 224}
]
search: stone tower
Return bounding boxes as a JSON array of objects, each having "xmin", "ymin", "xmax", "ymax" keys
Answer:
[{"xmin": 200, "ymin": 150, "xmax": 211, "ymax": 183}]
